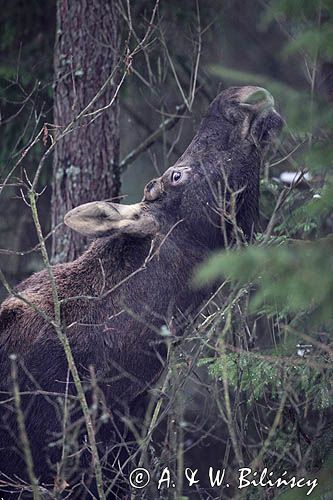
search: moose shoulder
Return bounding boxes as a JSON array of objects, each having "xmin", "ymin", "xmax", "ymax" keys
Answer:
[{"xmin": 0, "ymin": 86, "xmax": 283, "ymax": 493}]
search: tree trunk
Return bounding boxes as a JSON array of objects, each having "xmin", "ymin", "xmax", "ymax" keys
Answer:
[{"xmin": 51, "ymin": 0, "xmax": 120, "ymax": 263}]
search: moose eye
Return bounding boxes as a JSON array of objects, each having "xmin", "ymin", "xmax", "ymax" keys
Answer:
[{"xmin": 171, "ymin": 171, "xmax": 182, "ymax": 183}]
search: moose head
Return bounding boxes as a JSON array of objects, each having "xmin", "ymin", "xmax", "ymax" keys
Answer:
[{"xmin": 65, "ymin": 86, "xmax": 283, "ymax": 249}]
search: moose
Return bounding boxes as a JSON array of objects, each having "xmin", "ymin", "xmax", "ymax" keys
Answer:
[{"xmin": 0, "ymin": 86, "xmax": 283, "ymax": 498}]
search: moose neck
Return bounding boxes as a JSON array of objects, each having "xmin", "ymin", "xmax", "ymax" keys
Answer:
[
  {"xmin": 66, "ymin": 227, "xmax": 208, "ymax": 325},
  {"xmin": 74, "ymin": 234, "xmax": 152, "ymax": 287}
]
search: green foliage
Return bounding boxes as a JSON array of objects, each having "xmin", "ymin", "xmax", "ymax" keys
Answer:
[
  {"xmin": 200, "ymin": 353, "xmax": 333, "ymax": 409},
  {"xmin": 195, "ymin": 238, "xmax": 333, "ymax": 322},
  {"xmin": 284, "ymin": 25, "xmax": 333, "ymax": 60},
  {"xmin": 262, "ymin": 0, "xmax": 333, "ymax": 25}
]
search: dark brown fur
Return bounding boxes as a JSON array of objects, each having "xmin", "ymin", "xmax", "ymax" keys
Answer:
[{"xmin": 0, "ymin": 87, "xmax": 283, "ymax": 496}]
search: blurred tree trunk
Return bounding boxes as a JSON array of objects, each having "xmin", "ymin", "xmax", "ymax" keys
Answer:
[{"xmin": 51, "ymin": 0, "xmax": 120, "ymax": 263}]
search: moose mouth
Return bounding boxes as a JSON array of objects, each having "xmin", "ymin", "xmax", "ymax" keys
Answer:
[
  {"xmin": 239, "ymin": 87, "xmax": 275, "ymax": 111},
  {"xmin": 238, "ymin": 86, "xmax": 283, "ymax": 144}
]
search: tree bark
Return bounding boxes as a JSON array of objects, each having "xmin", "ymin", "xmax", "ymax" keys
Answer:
[{"xmin": 51, "ymin": 0, "xmax": 120, "ymax": 263}]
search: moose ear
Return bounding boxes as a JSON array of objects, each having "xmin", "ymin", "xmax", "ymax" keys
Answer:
[{"xmin": 64, "ymin": 201, "xmax": 159, "ymax": 238}]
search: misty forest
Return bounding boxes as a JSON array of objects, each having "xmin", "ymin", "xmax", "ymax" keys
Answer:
[{"xmin": 0, "ymin": 1, "xmax": 332, "ymax": 499}]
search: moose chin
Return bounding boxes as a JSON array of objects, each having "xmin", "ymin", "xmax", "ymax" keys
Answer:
[{"xmin": 0, "ymin": 86, "xmax": 283, "ymax": 498}]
